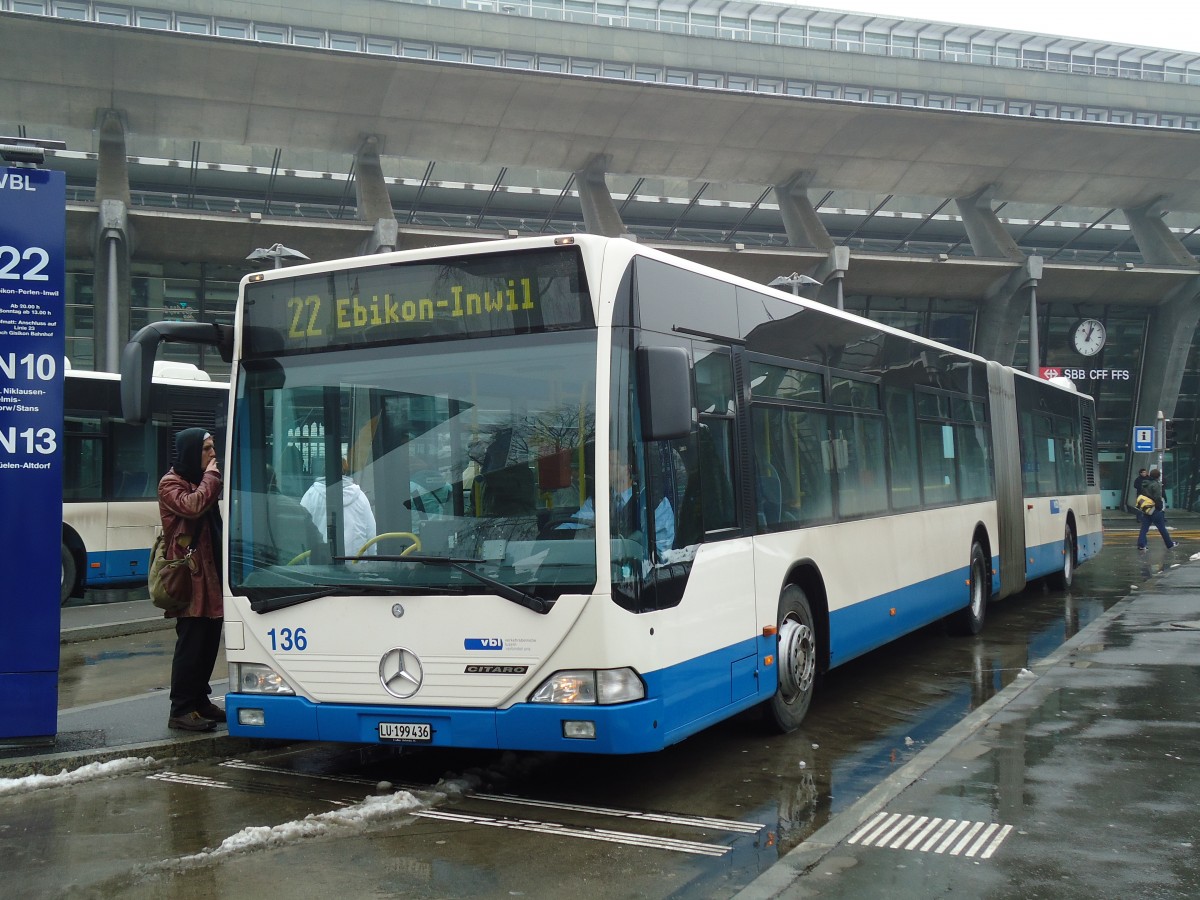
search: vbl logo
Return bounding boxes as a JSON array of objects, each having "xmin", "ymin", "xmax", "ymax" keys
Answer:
[
  {"xmin": 464, "ymin": 638, "xmax": 504, "ymax": 650},
  {"xmin": 0, "ymin": 173, "xmax": 37, "ymax": 192}
]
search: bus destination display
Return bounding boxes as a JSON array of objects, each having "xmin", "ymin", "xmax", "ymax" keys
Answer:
[{"xmin": 243, "ymin": 246, "xmax": 593, "ymax": 356}]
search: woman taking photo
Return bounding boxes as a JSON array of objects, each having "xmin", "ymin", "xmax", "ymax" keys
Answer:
[{"xmin": 158, "ymin": 427, "xmax": 226, "ymax": 732}]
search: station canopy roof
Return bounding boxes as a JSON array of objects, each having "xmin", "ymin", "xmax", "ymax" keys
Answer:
[{"xmin": 5, "ymin": 13, "xmax": 1200, "ymax": 300}]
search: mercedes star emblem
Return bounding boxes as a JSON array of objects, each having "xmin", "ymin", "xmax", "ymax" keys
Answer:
[{"xmin": 378, "ymin": 647, "xmax": 423, "ymax": 699}]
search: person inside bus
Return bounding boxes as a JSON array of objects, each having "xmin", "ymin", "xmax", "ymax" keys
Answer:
[
  {"xmin": 248, "ymin": 465, "xmax": 329, "ymax": 566},
  {"xmin": 301, "ymin": 457, "xmax": 378, "ymax": 559},
  {"xmin": 407, "ymin": 453, "xmax": 453, "ymax": 518},
  {"xmin": 557, "ymin": 456, "xmax": 675, "ymax": 557},
  {"xmin": 158, "ymin": 428, "xmax": 226, "ymax": 732}
]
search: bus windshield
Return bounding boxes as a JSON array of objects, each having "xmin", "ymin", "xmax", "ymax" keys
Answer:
[{"xmin": 228, "ymin": 330, "xmax": 597, "ymax": 606}]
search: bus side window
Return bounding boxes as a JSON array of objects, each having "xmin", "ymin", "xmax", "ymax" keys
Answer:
[
  {"xmin": 63, "ymin": 421, "xmax": 105, "ymax": 501},
  {"xmin": 643, "ymin": 440, "xmax": 689, "ymax": 553},
  {"xmin": 117, "ymin": 471, "xmax": 149, "ymax": 498},
  {"xmin": 698, "ymin": 420, "xmax": 736, "ymax": 532},
  {"xmin": 885, "ymin": 387, "xmax": 920, "ymax": 511},
  {"xmin": 756, "ymin": 459, "xmax": 783, "ymax": 529},
  {"xmin": 112, "ymin": 421, "xmax": 158, "ymax": 499}
]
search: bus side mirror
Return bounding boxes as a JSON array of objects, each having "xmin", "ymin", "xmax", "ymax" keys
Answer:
[
  {"xmin": 637, "ymin": 346, "xmax": 693, "ymax": 441},
  {"xmin": 120, "ymin": 327, "xmax": 157, "ymax": 425},
  {"xmin": 120, "ymin": 322, "xmax": 233, "ymax": 424}
]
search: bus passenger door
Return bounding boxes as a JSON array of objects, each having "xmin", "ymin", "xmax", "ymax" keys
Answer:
[{"xmin": 628, "ymin": 343, "xmax": 759, "ymax": 733}]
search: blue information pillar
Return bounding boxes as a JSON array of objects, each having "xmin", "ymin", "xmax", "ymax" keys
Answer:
[{"xmin": 0, "ymin": 165, "xmax": 65, "ymax": 743}]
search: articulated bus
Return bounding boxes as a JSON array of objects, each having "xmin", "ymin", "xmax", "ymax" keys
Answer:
[
  {"xmin": 61, "ymin": 363, "xmax": 227, "ymax": 603},
  {"xmin": 120, "ymin": 235, "xmax": 1101, "ymax": 754}
]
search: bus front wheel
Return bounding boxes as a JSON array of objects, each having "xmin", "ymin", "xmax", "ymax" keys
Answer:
[
  {"xmin": 766, "ymin": 585, "xmax": 817, "ymax": 732},
  {"xmin": 949, "ymin": 542, "xmax": 988, "ymax": 636}
]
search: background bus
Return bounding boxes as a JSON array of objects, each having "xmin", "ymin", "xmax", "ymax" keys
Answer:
[
  {"xmin": 61, "ymin": 362, "xmax": 227, "ymax": 604},
  {"xmin": 121, "ymin": 235, "xmax": 1102, "ymax": 753}
]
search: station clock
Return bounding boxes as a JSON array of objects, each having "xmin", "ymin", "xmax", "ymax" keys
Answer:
[{"xmin": 1071, "ymin": 318, "xmax": 1106, "ymax": 357}]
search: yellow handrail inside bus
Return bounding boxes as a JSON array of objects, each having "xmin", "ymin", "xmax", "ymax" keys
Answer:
[{"xmin": 353, "ymin": 531, "xmax": 422, "ymax": 560}]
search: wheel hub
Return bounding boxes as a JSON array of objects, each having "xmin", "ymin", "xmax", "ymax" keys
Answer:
[{"xmin": 778, "ymin": 616, "xmax": 815, "ymax": 699}]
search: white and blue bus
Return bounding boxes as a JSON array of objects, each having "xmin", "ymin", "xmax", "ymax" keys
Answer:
[
  {"xmin": 61, "ymin": 363, "xmax": 227, "ymax": 603},
  {"xmin": 121, "ymin": 235, "xmax": 1101, "ymax": 753}
]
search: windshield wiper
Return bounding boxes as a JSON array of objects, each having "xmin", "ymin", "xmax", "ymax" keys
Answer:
[
  {"xmin": 368, "ymin": 554, "xmax": 550, "ymax": 614},
  {"xmin": 250, "ymin": 584, "xmax": 396, "ymax": 615}
]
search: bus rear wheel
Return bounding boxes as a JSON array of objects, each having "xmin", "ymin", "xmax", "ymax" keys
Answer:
[
  {"xmin": 766, "ymin": 585, "xmax": 817, "ymax": 732},
  {"xmin": 1048, "ymin": 525, "xmax": 1075, "ymax": 590},
  {"xmin": 60, "ymin": 542, "xmax": 77, "ymax": 606},
  {"xmin": 949, "ymin": 541, "xmax": 988, "ymax": 636}
]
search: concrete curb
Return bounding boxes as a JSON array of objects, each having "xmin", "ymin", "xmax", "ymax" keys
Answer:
[
  {"xmin": 60, "ymin": 617, "xmax": 173, "ymax": 644},
  {"xmin": 0, "ymin": 732, "xmax": 262, "ymax": 779},
  {"xmin": 734, "ymin": 582, "xmax": 1147, "ymax": 899}
]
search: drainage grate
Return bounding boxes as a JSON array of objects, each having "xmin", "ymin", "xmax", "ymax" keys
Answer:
[{"xmin": 848, "ymin": 812, "xmax": 1013, "ymax": 859}]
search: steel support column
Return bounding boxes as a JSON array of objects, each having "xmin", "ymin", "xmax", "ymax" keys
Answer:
[
  {"xmin": 1123, "ymin": 197, "xmax": 1200, "ymax": 477},
  {"xmin": 974, "ymin": 257, "xmax": 1042, "ymax": 366},
  {"xmin": 355, "ymin": 135, "xmax": 398, "ymax": 254},
  {"xmin": 91, "ymin": 109, "xmax": 132, "ymax": 373},
  {"xmin": 957, "ymin": 186, "xmax": 1034, "ymax": 365},
  {"xmin": 811, "ymin": 246, "xmax": 850, "ymax": 310},
  {"xmin": 955, "ymin": 184, "xmax": 1024, "ymax": 261},
  {"xmin": 1123, "ymin": 197, "xmax": 1200, "ymax": 268},
  {"xmin": 575, "ymin": 155, "xmax": 627, "ymax": 238},
  {"xmin": 773, "ymin": 172, "xmax": 834, "ymax": 252}
]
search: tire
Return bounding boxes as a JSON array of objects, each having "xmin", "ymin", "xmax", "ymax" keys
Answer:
[
  {"xmin": 1047, "ymin": 525, "xmax": 1075, "ymax": 591},
  {"xmin": 766, "ymin": 584, "xmax": 818, "ymax": 732},
  {"xmin": 60, "ymin": 542, "xmax": 77, "ymax": 606},
  {"xmin": 949, "ymin": 542, "xmax": 988, "ymax": 636}
]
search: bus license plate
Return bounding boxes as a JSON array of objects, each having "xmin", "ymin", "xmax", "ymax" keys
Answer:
[{"xmin": 378, "ymin": 721, "xmax": 432, "ymax": 742}]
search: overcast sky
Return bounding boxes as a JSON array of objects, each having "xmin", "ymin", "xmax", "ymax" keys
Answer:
[{"xmin": 819, "ymin": 1, "xmax": 1199, "ymax": 53}]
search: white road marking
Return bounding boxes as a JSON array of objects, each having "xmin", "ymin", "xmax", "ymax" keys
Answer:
[
  {"xmin": 220, "ymin": 758, "xmax": 383, "ymax": 786},
  {"xmin": 412, "ymin": 809, "xmax": 731, "ymax": 856},
  {"xmin": 473, "ymin": 793, "xmax": 763, "ymax": 833},
  {"xmin": 849, "ymin": 811, "xmax": 1013, "ymax": 859},
  {"xmin": 161, "ymin": 760, "xmax": 757, "ymax": 857},
  {"xmin": 149, "ymin": 769, "xmax": 355, "ymax": 805},
  {"xmin": 149, "ymin": 772, "xmax": 234, "ymax": 790}
]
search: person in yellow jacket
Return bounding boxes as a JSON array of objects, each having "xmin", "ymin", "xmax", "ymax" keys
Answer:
[{"xmin": 1136, "ymin": 468, "xmax": 1177, "ymax": 552}]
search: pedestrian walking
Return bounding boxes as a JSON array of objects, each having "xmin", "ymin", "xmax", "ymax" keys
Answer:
[
  {"xmin": 158, "ymin": 428, "xmax": 226, "ymax": 732},
  {"xmin": 1136, "ymin": 468, "xmax": 1176, "ymax": 552}
]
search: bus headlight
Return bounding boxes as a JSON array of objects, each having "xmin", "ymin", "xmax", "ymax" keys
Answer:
[
  {"xmin": 233, "ymin": 663, "xmax": 295, "ymax": 695},
  {"xmin": 529, "ymin": 668, "xmax": 644, "ymax": 704}
]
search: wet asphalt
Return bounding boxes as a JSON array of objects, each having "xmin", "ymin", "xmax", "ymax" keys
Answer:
[{"xmin": 3, "ymin": 516, "xmax": 1199, "ymax": 898}]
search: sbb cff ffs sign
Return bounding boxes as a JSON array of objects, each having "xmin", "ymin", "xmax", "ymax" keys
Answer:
[
  {"xmin": 1040, "ymin": 367, "xmax": 1131, "ymax": 382},
  {"xmin": 0, "ymin": 164, "xmax": 65, "ymax": 741}
]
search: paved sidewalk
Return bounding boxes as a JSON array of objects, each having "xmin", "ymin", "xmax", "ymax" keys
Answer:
[
  {"xmin": 59, "ymin": 596, "xmax": 171, "ymax": 643},
  {"xmin": 0, "ymin": 596, "xmax": 244, "ymax": 777},
  {"xmin": 737, "ymin": 554, "xmax": 1200, "ymax": 899}
]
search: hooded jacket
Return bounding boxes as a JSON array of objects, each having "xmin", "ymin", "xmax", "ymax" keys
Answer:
[
  {"xmin": 301, "ymin": 476, "xmax": 377, "ymax": 558},
  {"xmin": 158, "ymin": 427, "xmax": 223, "ymax": 618}
]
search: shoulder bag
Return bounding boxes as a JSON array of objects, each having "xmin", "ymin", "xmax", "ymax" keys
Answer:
[{"xmin": 148, "ymin": 531, "xmax": 196, "ymax": 613}]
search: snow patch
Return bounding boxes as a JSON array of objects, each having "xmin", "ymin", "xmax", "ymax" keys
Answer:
[
  {"xmin": 0, "ymin": 756, "xmax": 155, "ymax": 796},
  {"xmin": 180, "ymin": 791, "xmax": 425, "ymax": 863}
]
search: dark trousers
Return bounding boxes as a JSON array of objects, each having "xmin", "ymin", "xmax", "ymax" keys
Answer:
[
  {"xmin": 1137, "ymin": 508, "xmax": 1172, "ymax": 550},
  {"xmin": 170, "ymin": 616, "xmax": 224, "ymax": 717}
]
